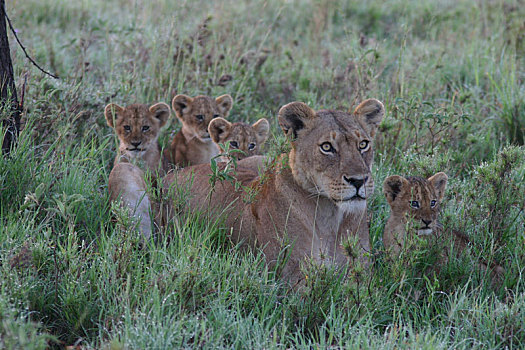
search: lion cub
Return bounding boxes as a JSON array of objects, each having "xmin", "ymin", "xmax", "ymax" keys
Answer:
[
  {"xmin": 105, "ymin": 102, "xmax": 170, "ymax": 239},
  {"xmin": 382, "ymin": 173, "xmax": 504, "ymax": 279},
  {"xmin": 382, "ymin": 172, "xmax": 448, "ymax": 255},
  {"xmin": 208, "ymin": 117, "xmax": 270, "ymax": 161},
  {"xmin": 105, "ymin": 102, "xmax": 171, "ymax": 175},
  {"xmin": 165, "ymin": 94, "xmax": 233, "ymax": 167}
]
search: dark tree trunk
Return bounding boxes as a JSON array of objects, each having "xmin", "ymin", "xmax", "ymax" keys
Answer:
[{"xmin": 0, "ymin": 0, "xmax": 20, "ymax": 154}]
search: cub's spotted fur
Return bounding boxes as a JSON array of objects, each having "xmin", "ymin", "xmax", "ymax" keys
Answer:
[
  {"xmin": 105, "ymin": 102, "xmax": 170, "ymax": 239},
  {"xmin": 208, "ymin": 117, "xmax": 270, "ymax": 161},
  {"xmin": 383, "ymin": 173, "xmax": 504, "ymax": 280},
  {"xmin": 105, "ymin": 102, "xmax": 170, "ymax": 174},
  {"xmin": 383, "ymin": 172, "xmax": 448, "ymax": 254},
  {"xmin": 166, "ymin": 94, "xmax": 233, "ymax": 167}
]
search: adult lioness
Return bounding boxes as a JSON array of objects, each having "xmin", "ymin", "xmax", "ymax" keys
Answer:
[
  {"xmin": 163, "ymin": 99, "xmax": 384, "ymax": 283},
  {"xmin": 105, "ymin": 102, "xmax": 170, "ymax": 239},
  {"xmin": 165, "ymin": 94, "xmax": 233, "ymax": 167},
  {"xmin": 208, "ymin": 117, "xmax": 270, "ymax": 161}
]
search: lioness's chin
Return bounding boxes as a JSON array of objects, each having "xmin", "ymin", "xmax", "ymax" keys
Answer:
[
  {"xmin": 417, "ymin": 228, "xmax": 433, "ymax": 236},
  {"xmin": 335, "ymin": 199, "xmax": 366, "ymax": 213}
]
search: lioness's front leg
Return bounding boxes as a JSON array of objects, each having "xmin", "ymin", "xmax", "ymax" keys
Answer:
[{"xmin": 337, "ymin": 210, "xmax": 370, "ymax": 269}]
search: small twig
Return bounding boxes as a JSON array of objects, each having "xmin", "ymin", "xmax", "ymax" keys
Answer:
[{"xmin": 2, "ymin": 5, "xmax": 59, "ymax": 79}]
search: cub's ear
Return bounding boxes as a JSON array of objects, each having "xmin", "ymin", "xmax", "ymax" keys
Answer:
[
  {"xmin": 383, "ymin": 175, "xmax": 409, "ymax": 206},
  {"xmin": 104, "ymin": 103, "xmax": 125, "ymax": 128},
  {"xmin": 354, "ymin": 98, "xmax": 385, "ymax": 138},
  {"xmin": 215, "ymin": 94, "xmax": 233, "ymax": 116},
  {"xmin": 252, "ymin": 118, "xmax": 270, "ymax": 144},
  {"xmin": 278, "ymin": 102, "xmax": 316, "ymax": 140},
  {"xmin": 172, "ymin": 94, "xmax": 193, "ymax": 119},
  {"xmin": 208, "ymin": 117, "xmax": 232, "ymax": 144},
  {"xmin": 428, "ymin": 172, "xmax": 448, "ymax": 201},
  {"xmin": 149, "ymin": 102, "xmax": 170, "ymax": 127}
]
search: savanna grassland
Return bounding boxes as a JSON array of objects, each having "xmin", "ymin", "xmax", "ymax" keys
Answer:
[{"xmin": 1, "ymin": 0, "xmax": 525, "ymax": 348}]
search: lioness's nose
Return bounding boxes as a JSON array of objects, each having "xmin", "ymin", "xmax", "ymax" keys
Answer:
[
  {"xmin": 343, "ymin": 176, "xmax": 367, "ymax": 190},
  {"xmin": 131, "ymin": 141, "xmax": 142, "ymax": 147},
  {"xmin": 422, "ymin": 219, "xmax": 432, "ymax": 226}
]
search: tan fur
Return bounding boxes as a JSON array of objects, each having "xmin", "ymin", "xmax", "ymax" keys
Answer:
[
  {"xmin": 105, "ymin": 102, "xmax": 170, "ymax": 239},
  {"xmin": 383, "ymin": 173, "xmax": 504, "ymax": 279},
  {"xmin": 383, "ymin": 173, "xmax": 447, "ymax": 254},
  {"xmin": 208, "ymin": 117, "xmax": 270, "ymax": 161},
  {"xmin": 165, "ymin": 94, "xmax": 233, "ymax": 167},
  {"xmin": 163, "ymin": 99, "xmax": 384, "ymax": 284},
  {"xmin": 109, "ymin": 163, "xmax": 153, "ymax": 238},
  {"xmin": 105, "ymin": 102, "xmax": 171, "ymax": 175}
]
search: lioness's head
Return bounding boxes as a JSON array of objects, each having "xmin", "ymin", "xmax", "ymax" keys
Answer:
[
  {"xmin": 278, "ymin": 99, "xmax": 384, "ymax": 211},
  {"xmin": 105, "ymin": 102, "xmax": 170, "ymax": 159},
  {"xmin": 208, "ymin": 117, "xmax": 270, "ymax": 161},
  {"xmin": 172, "ymin": 94, "xmax": 233, "ymax": 142},
  {"xmin": 383, "ymin": 172, "xmax": 448, "ymax": 235}
]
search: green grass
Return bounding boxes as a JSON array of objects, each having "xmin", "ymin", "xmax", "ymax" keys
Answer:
[{"xmin": 2, "ymin": 0, "xmax": 525, "ymax": 348}]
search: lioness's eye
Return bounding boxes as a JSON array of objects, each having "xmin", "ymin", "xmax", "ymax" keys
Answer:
[
  {"xmin": 359, "ymin": 140, "xmax": 369, "ymax": 151},
  {"xmin": 142, "ymin": 125, "xmax": 150, "ymax": 132},
  {"xmin": 213, "ymin": 114, "xmax": 219, "ymax": 119},
  {"xmin": 410, "ymin": 201, "xmax": 420, "ymax": 209},
  {"xmin": 230, "ymin": 141, "xmax": 239, "ymax": 149},
  {"xmin": 320, "ymin": 142, "xmax": 334, "ymax": 153},
  {"xmin": 248, "ymin": 143, "xmax": 256, "ymax": 150},
  {"xmin": 124, "ymin": 125, "xmax": 131, "ymax": 132},
  {"xmin": 196, "ymin": 115, "xmax": 204, "ymax": 122},
  {"xmin": 430, "ymin": 200, "xmax": 437, "ymax": 208}
]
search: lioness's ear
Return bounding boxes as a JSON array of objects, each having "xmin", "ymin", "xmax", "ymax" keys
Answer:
[
  {"xmin": 104, "ymin": 103, "xmax": 125, "ymax": 128},
  {"xmin": 252, "ymin": 118, "xmax": 270, "ymax": 144},
  {"xmin": 208, "ymin": 117, "xmax": 232, "ymax": 144},
  {"xmin": 149, "ymin": 102, "xmax": 170, "ymax": 127},
  {"xmin": 354, "ymin": 98, "xmax": 384, "ymax": 138},
  {"xmin": 215, "ymin": 94, "xmax": 233, "ymax": 116},
  {"xmin": 428, "ymin": 172, "xmax": 448, "ymax": 201},
  {"xmin": 383, "ymin": 175, "xmax": 409, "ymax": 206},
  {"xmin": 172, "ymin": 94, "xmax": 193, "ymax": 119},
  {"xmin": 278, "ymin": 102, "xmax": 316, "ymax": 140}
]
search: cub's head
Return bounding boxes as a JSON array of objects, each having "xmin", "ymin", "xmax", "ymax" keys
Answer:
[
  {"xmin": 208, "ymin": 117, "xmax": 270, "ymax": 161},
  {"xmin": 105, "ymin": 102, "xmax": 170, "ymax": 158},
  {"xmin": 278, "ymin": 99, "xmax": 384, "ymax": 211},
  {"xmin": 172, "ymin": 94, "xmax": 233, "ymax": 141},
  {"xmin": 383, "ymin": 172, "xmax": 448, "ymax": 235}
]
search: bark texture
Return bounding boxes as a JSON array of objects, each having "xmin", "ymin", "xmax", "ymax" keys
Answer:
[{"xmin": 0, "ymin": 0, "xmax": 20, "ymax": 154}]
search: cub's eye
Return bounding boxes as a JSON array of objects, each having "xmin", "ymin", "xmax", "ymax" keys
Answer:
[
  {"xmin": 320, "ymin": 142, "xmax": 335, "ymax": 154},
  {"xmin": 212, "ymin": 114, "xmax": 219, "ymax": 119},
  {"xmin": 230, "ymin": 141, "xmax": 239, "ymax": 149},
  {"xmin": 359, "ymin": 140, "xmax": 369, "ymax": 151},
  {"xmin": 124, "ymin": 125, "xmax": 131, "ymax": 132},
  {"xmin": 248, "ymin": 143, "xmax": 256, "ymax": 150},
  {"xmin": 430, "ymin": 200, "xmax": 437, "ymax": 208},
  {"xmin": 410, "ymin": 201, "xmax": 420, "ymax": 209},
  {"xmin": 195, "ymin": 115, "xmax": 204, "ymax": 122},
  {"xmin": 142, "ymin": 125, "xmax": 150, "ymax": 132}
]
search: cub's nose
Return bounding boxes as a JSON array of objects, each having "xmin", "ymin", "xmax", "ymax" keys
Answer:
[
  {"xmin": 343, "ymin": 176, "xmax": 368, "ymax": 190},
  {"xmin": 131, "ymin": 141, "xmax": 142, "ymax": 147},
  {"xmin": 422, "ymin": 219, "xmax": 432, "ymax": 227}
]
